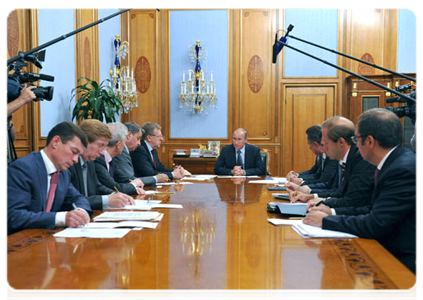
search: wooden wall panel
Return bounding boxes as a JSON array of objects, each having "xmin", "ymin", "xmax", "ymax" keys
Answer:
[
  {"xmin": 7, "ymin": 9, "xmax": 33, "ymax": 158},
  {"xmin": 348, "ymin": 9, "xmax": 397, "ymax": 76},
  {"xmin": 239, "ymin": 9, "xmax": 273, "ymax": 141},
  {"xmin": 282, "ymin": 85, "xmax": 335, "ymax": 175},
  {"xmin": 123, "ymin": 10, "xmax": 160, "ymax": 126}
]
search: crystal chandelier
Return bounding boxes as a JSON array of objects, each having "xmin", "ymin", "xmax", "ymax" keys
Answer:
[
  {"xmin": 179, "ymin": 41, "xmax": 217, "ymax": 114},
  {"xmin": 110, "ymin": 35, "xmax": 138, "ymax": 112}
]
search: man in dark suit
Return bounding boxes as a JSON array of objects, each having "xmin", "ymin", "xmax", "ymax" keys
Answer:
[
  {"xmin": 288, "ymin": 116, "xmax": 375, "ymax": 208},
  {"xmin": 286, "ymin": 125, "xmax": 339, "ymax": 188},
  {"xmin": 214, "ymin": 128, "xmax": 266, "ymax": 176},
  {"xmin": 69, "ymin": 119, "xmax": 135, "ymax": 210},
  {"xmin": 113, "ymin": 122, "xmax": 167, "ymax": 186},
  {"xmin": 131, "ymin": 122, "xmax": 185, "ymax": 180},
  {"xmin": 8, "ymin": 122, "xmax": 92, "ymax": 235},
  {"xmin": 305, "ymin": 108, "xmax": 415, "ymax": 273},
  {"xmin": 95, "ymin": 123, "xmax": 145, "ymax": 195}
]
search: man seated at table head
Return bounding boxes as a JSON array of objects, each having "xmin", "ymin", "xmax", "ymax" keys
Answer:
[
  {"xmin": 286, "ymin": 124, "xmax": 339, "ymax": 188},
  {"xmin": 214, "ymin": 128, "xmax": 266, "ymax": 176},
  {"xmin": 287, "ymin": 116, "xmax": 375, "ymax": 208},
  {"xmin": 8, "ymin": 121, "xmax": 92, "ymax": 235},
  {"xmin": 68, "ymin": 119, "xmax": 135, "ymax": 210},
  {"xmin": 131, "ymin": 122, "xmax": 185, "ymax": 180},
  {"xmin": 304, "ymin": 108, "xmax": 416, "ymax": 273},
  {"xmin": 94, "ymin": 122, "xmax": 145, "ymax": 195},
  {"xmin": 113, "ymin": 121, "xmax": 169, "ymax": 186}
]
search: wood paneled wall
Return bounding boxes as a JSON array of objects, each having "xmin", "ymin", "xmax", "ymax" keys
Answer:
[{"xmin": 8, "ymin": 9, "xmax": 401, "ymax": 176}]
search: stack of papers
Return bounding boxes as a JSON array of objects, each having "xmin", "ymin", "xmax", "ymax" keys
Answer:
[
  {"xmin": 268, "ymin": 218, "xmax": 358, "ymax": 239},
  {"xmin": 182, "ymin": 175, "xmax": 217, "ymax": 181},
  {"xmin": 94, "ymin": 211, "xmax": 164, "ymax": 222},
  {"xmin": 54, "ymin": 228, "xmax": 131, "ymax": 239},
  {"xmin": 107, "ymin": 200, "xmax": 183, "ymax": 210}
]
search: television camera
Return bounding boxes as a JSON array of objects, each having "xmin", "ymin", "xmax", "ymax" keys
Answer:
[
  {"xmin": 384, "ymin": 83, "xmax": 416, "ymax": 124},
  {"xmin": 7, "ymin": 49, "xmax": 54, "ymax": 102}
]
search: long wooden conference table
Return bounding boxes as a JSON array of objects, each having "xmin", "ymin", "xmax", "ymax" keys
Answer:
[{"xmin": 7, "ymin": 177, "xmax": 416, "ymax": 290}]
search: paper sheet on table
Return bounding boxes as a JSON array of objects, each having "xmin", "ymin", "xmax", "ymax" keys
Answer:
[
  {"xmin": 85, "ymin": 221, "xmax": 159, "ymax": 229},
  {"xmin": 182, "ymin": 175, "xmax": 216, "ymax": 181},
  {"xmin": 53, "ymin": 228, "xmax": 131, "ymax": 238},
  {"xmin": 292, "ymin": 222, "xmax": 358, "ymax": 238},
  {"xmin": 108, "ymin": 200, "xmax": 182, "ymax": 210},
  {"xmin": 158, "ymin": 182, "xmax": 194, "ymax": 185},
  {"xmin": 216, "ymin": 175, "xmax": 260, "ymax": 178},
  {"xmin": 94, "ymin": 211, "xmax": 162, "ymax": 222},
  {"xmin": 267, "ymin": 219, "xmax": 303, "ymax": 226},
  {"xmin": 249, "ymin": 177, "xmax": 287, "ymax": 184}
]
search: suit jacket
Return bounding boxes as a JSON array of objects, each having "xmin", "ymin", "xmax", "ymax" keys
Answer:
[
  {"xmin": 323, "ymin": 146, "xmax": 416, "ymax": 273},
  {"xmin": 94, "ymin": 154, "xmax": 137, "ymax": 195},
  {"xmin": 214, "ymin": 143, "xmax": 266, "ymax": 176},
  {"xmin": 7, "ymin": 152, "xmax": 92, "ymax": 235},
  {"xmin": 69, "ymin": 159, "xmax": 114, "ymax": 210},
  {"xmin": 131, "ymin": 140, "xmax": 174, "ymax": 179},
  {"xmin": 113, "ymin": 147, "xmax": 156, "ymax": 186},
  {"xmin": 322, "ymin": 144, "xmax": 375, "ymax": 208},
  {"xmin": 298, "ymin": 155, "xmax": 321, "ymax": 179},
  {"xmin": 301, "ymin": 156, "xmax": 339, "ymax": 187}
]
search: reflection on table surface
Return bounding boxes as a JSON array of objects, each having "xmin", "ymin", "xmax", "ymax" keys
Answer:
[{"xmin": 8, "ymin": 178, "xmax": 415, "ymax": 289}]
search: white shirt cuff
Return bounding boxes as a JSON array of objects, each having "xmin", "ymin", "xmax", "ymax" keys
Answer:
[{"xmin": 55, "ymin": 212, "xmax": 67, "ymax": 227}]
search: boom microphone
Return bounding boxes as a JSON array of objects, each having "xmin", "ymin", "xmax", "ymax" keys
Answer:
[{"xmin": 272, "ymin": 24, "xmax": 294, "ymax": 63}]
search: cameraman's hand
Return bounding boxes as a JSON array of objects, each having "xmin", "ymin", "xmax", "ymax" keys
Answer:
[{"xmin": 20, "ymin": 84, "xmax": 37, "ymax": 103}]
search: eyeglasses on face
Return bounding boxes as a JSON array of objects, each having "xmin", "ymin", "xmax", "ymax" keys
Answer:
[
  {"xmin": 351, "ymin": 135, "xmax": 367, "ymax": 144},
  {"xmin": 149, "ymin": 134, "xmax": 164, "ymax": 139}
]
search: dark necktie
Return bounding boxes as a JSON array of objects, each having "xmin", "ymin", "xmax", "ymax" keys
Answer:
[
  {"xmin": 109, "ymin": 160, "xmax": 115, "ymax": 177},
  {"xmin": 237, "ymin": 150, "xmax": 244, "ymax": 169},
  {"xmin": 81, "ymin": 163, "xmax": 88, "ymax": 197},
  {"xmin": 374, "ymin": 168, "xmax": 380, "ymax": 184},
  {"xmin": 341, "ymin": 162, "xmax": 346, "ymax": 181},
  {"xmin": 151, "ymin": 150, "xmax": 157, "ymax": 169},
  {"xmin": 46, "ymin": 171, "xmax": 59, "ymax": 212}
]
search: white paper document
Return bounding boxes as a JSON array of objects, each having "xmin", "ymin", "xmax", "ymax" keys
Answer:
[
  {"xmin": 216, "ymin": 175, "xmax": 260, "ymax": 178},
  {"xmin": 94, "ymin": 211, "xmax": 162, "ymax": 222},
  {"xmin": 182, "ymin": 175, "xmax": 216, "ymax": 181},
  {"xmin": 157, "ymin": 182, "xmax": 194, "ymax": 186},
  {"xmin": 53, "ymin": 228, "xmax": 131, "ymax": 238},
  {"xmin": 292, "ymin": 222, "xmax": 358, "ymax": 239},
  {"xmin": 107, "ymin": 200, "xmax": 182, "ymax": 210},
  {"xmin": 249, "ymin": 177, "xmax": 287, "ymax": 184},
  {"xmin": 85, "ymin": 221, "xmax": 159, "ymax": 229},
  {"xmin": 267, "ymin": 219, "xmax": 303, "ymax": 226}
]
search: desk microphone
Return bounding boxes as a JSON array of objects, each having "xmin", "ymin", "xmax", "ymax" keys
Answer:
[{"xmin": 272, "ymin": 24, "xmax": 294, "ymax": 63}]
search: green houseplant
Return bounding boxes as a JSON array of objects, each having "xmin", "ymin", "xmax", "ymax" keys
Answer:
[{"xmin": 71, "ymin": 77, "xmax": 123, "ymax": 122}]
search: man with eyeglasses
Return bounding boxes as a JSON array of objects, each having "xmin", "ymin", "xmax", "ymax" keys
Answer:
[
  {"xmin": 131, "ymin": 122, "xmax": 185, "ymax": 181},
  {"xmin": 287, "ymin": 116, "xmax": 375, "ymax": 208},
  {"xmin": 304, "ymin": 108, "xmax": 415, "ymax": 273},
  {"xmin": 69, "ymin": 119, "xmax": 135, "ymax": 210}
]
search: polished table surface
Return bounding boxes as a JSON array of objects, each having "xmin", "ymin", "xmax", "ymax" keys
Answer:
[{"xmin": 7, "ymin": 177, "xmax": 416, "ymax": 289}]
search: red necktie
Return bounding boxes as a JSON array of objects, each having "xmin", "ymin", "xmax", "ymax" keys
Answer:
[
  {"xmin": 151, "ymin": 150, "xmax": 157, "ymax": 169},
  {"xmin": 46, "ymin": 172, "xmax": 59, "ymax": 212}
]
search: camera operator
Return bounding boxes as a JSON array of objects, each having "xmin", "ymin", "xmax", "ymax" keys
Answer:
[{"xmin": 7, "ymin": 83, "xmax": 37, "ymax": 118}]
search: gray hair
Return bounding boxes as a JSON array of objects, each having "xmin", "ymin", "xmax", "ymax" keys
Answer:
[
  {"xmin": 124, "ymin": 121, "xmax": 144, "ymax": 135},
  {"xmin": 142, "ymin": 122, "xmax": 162, "ymax": 140},
  {"xmin": 107, "ymin": 122, "xmax": 128, "ymax": 146}
]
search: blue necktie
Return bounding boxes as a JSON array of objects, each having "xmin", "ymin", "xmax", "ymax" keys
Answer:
[{"xmin": 237, "ymin": 150, "xmax": 244, "ymax": 169}]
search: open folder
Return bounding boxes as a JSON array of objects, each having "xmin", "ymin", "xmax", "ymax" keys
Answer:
[{"xmin": 272, "ymin": 203, "xmax": 307, "ymax": 217}]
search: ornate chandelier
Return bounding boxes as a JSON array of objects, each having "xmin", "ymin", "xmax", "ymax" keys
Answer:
[
  {"xmin": 179, "ymin": 41, "xmax": 217, "ymax": 114},
  {"xmin": 110, "ymin": 35, "xmax": 138, "ymax": 112}
]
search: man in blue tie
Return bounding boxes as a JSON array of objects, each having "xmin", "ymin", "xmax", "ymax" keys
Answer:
[{"xmin": 214, "ymin": 128, "xmax": 266, "ymax": 176}]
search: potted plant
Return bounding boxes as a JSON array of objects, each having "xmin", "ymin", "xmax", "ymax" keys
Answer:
[{"xmin": 70, "ymin": 77, "xmax": 123, "ymax": 122}]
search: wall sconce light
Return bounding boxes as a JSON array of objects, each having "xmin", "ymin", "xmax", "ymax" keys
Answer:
[{"xmin": 179, "ymin": 41, "xmax": 217, "ymax": 114}]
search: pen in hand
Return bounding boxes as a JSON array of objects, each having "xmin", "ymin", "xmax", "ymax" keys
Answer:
[{"xmin": 293, "ymin": 183, "xmax": 301, "ymax": 198}]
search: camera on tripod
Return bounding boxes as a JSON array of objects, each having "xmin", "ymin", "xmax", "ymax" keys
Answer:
[
  {"xmin": 7, "ymin": 50, "xmax": 54, "ymax": 102},
  {"xmin": 384, "ymin": 83, "xmax": 416, "ymax": 124}
]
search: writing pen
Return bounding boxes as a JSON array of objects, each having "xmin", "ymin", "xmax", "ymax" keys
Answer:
[
  {"xmin": 314, "ymin": 199, "xmax": 324, "ymax": 207},
  {"xmin": 293, "ymin": 183, "xmax": 301, "ymax": 198},
  {"xmin": 72, "ymin": 203, "xmax": 88, "ymax": 226},
  {"xmin": 114, "ymin": 186, "xmax": 120, "ymax": 193}
]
